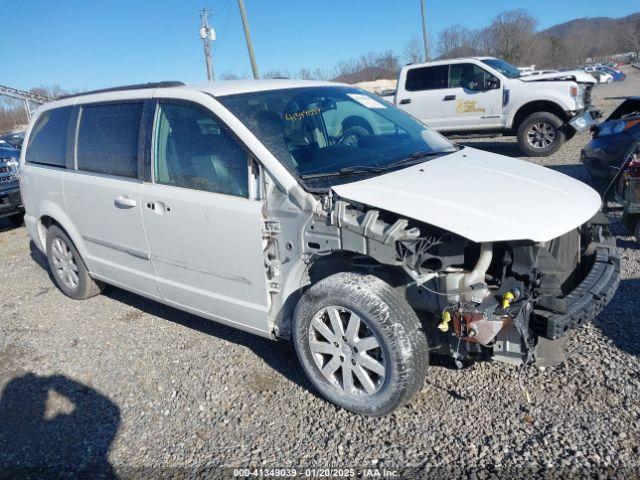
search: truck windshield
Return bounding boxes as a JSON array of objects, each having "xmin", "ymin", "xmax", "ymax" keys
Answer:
[
  {"xmin": 218, "ymin": 86, "xmax": 457, "ymax": 190},
  {"xmin": 481, "ymin": 59, "xmax": 521, "ymax": 79}
]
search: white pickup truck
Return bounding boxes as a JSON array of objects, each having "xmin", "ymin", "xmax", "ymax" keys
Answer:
[{"xmin": 386, "ymin": 57, "xmax": 599, "ymax": 156}]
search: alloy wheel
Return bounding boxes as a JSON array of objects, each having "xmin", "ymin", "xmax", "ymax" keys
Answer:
[
  {"xmin": 527, "ymin": 121, "xmax": 557, "ymax": 149},
  {"xmin": 51, "ymin": 237, "xmax": 79, "ymax": 290},
  {"xmin": 308, "ymin": 305, "xmax": 386, "ymax": 396}
]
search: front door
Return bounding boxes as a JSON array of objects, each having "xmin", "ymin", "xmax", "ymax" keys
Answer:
[
  {"xmin": 140, "ymin": 100, "xmax": 269, "ymax": 333},
  {"xmin": 63, "ymin": 101, "xmax": 159, "ymax": 296},
  {"xmin": 440, "ymin": 63, "xmax": 503, "ymax": 131}
]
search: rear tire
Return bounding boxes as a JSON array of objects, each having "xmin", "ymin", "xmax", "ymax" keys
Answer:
[
  {"xmin": 46, "ymin": 225, "xmax": 103, "ymax": 300},
  {"xmin": 516, "ymin": 111, "xmax": 566, "ymax": 157},
  {"xmin": 292, "ymin": 272, "xmax": 428, "ymax": 416}
]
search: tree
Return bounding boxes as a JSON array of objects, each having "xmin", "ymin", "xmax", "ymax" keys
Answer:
[
  {"xmin": 437, "ymin": 25, "xmax": 478, "ymax": 59},
  {"xmin": 220, "ymin": 71, "xmax": 240, "ymax": 80},
  {"xmin": 403, "ymin": 36, "xmax": 424, "ymax": 64},
  {"xmin": 262, "ymin": 69, "xmax": 291, "ymax": 79},
  {"xmin": 483, "ymin": 9, "xmax": 537, "ymax": 64},
  {"xmin": 622, "ymin": 19, "xmax": 640, "ymax": 61},
  {"xmin": 30, "ymin": 85, "xmax": 69, "ymax": 100}
]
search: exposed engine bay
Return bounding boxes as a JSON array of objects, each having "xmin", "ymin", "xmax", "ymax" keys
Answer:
[{"xmin": 302, "ymin": 195, "xmax": 620, "ymax": 367}]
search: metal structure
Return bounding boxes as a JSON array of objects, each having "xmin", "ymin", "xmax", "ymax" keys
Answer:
[
  {"xmin": 199, "ymin": 9, "xmax": 216, "ymax": 81},
  {"xmin": 237, "ymin": 0, "xmax": 260, "ymax": 79},
  {"xmin": 419, "ymin": 0, "xmax": 429, "ymax": 62},
  {"xmin": 0, "ymin": 84, "xmax": 54, "ymax": 122}
]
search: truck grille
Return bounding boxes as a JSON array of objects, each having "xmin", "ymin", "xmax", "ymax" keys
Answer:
[
  {"xmin": 0, "ymin": 157, "xmax": 18, "ymax": 182},
  {"xmin": 584, "ymin": 85, "xmax": 593, "ymax": 107},
  {"xmin": 624, "ymin": 177, "xmax": 640, "ymax": 214}
]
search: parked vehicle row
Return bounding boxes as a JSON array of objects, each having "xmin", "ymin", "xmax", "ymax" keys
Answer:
[
  {"xmin": 584, "ymin": 65, "xmax": 626, "ymax": 83},
  {"xmin": 20, "ymin": 79, "xmax": 619, "ymax": 415},
  {"xmin": 0, "ymin": 139, "xmax": 23, "ymax": 226}
]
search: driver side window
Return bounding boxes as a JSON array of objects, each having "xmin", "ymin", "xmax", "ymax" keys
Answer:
[
  {"xmin": 153, "ymin": 102, "xmax": 249, "ymax": 198},
  {"xmin": 449, "ymin": 63, "xmax": 497, "ymax": 90}
]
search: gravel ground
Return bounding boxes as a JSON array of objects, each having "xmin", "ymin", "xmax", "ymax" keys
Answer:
[{"xmin": 1, "ymin": 69, "xmax": 639, "ymax": 479}]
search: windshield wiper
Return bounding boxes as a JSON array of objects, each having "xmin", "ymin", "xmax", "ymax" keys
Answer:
[
  {"xmin": 300, "ymin": 149, "xmax": 457, "ymax": 180},
  {"xmin": 383, "ymin": 150, "xmax": 451, "ymax": 169},
  {"xmin": 301, "ymin": 165, "xmax": 385, "ymax": 179}
]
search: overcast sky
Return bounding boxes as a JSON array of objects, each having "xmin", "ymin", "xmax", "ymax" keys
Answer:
[{"xmin": 1, "ymin": 0, "xmax": 638, "ymax": 91}]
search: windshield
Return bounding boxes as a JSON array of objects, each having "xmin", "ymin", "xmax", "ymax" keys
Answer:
[
  {"xmin": 218, "ymin": 86, "xmax": 457, "ymax": 190},
  {"xmin": 481, "ymin": 59, "xmax": 521, "ymax": 79}
]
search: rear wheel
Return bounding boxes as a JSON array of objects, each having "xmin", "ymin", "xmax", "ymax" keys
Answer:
[
  {"xmin": 46, "ymin": 225, "xmax": 103, "ymax": 300},
  {"xmin": 292, "ymin": 272, "xmax": 428, "ymax": 416},
  {"xmin": 517, "ymin": 112, "xmax": 566, "ymax": 157}
]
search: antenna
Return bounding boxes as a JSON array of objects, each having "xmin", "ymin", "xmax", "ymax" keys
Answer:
[{"xmin": 199, "ymin": 8, "xmax": 216, "ymax": 81}]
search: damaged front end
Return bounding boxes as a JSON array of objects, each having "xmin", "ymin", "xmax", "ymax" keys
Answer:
[
  {"xmin": 435, "ymin": 213, "xmax": 619, "ymax": 367},
  {"xmin": 304, "ymin": 198, "xmax": 620, "ymax": 367}
]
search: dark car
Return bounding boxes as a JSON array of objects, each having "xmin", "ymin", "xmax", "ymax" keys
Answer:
[
  {"xmin": 0, "ymin": 132, "xmax": 24, "ymax": 149},
  {"xmin": 581, "ymin": 96, "xmax": 640, "ymax": 179},
  {"xmin": 0, "ymin": 143, "xmax": 23, "ymax": 226}
]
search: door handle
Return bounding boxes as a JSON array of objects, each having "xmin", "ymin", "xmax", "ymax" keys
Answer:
[
  {"xmin": 114, "ymin": 195, "xmax": 137, "ymax": 209},
  {"xmin": 145, "ymin": 201, "xmax": 170, "ymax": 214},
  {"xmin": 399, "ymin": 99, "xmax": 411, "ymax": 105},
  {"xmin": 443, "ymin": 95, "xmax": 456, "ymax": 101}
]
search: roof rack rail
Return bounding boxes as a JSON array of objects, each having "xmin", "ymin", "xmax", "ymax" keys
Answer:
[{"xmin": 58, "ymin": 81, "xmax": 185, "ymax": 100}]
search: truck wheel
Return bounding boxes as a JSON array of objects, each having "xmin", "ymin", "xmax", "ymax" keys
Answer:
[
  {"xmin": 46, "ymin": 225, "xmax": 103, "ymax": 300},
  {"xmin": 292, "ymin": 272, "xmax": 428, "ymax": 416},
  {"xmin": 517, "ymin": 112, "xmax": 566, "ymax": 157}
]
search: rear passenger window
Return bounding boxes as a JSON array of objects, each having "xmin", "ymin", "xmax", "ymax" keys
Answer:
[
  {"xmin": 77, "ymin": 103, "xmax": 143, "ymax": 178},
  {"xmin": 25, "ymin": 107, "xmax": 72, "ymax": 167},
  {"xmin": 153, "ymin": 103, "xmax": 248, "ymax": 198},
  {"xmin": 405, "ymin": 65, "xmax": 448, "ymax": 91}
]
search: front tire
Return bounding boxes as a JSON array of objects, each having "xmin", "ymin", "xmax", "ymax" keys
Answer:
[
  {"xmin": 292, "ymin": 272, "xmax": 428, "ymax": 416},
  {"xmin": 46, "ymin": 225, "xmax": 103, "ymax": 300},
  {"xmin": 516, "ymin": 111, "xmax": 566, "ymax": 157}
]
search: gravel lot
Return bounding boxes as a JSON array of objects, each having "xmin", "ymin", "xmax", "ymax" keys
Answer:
[{"xmin": 1, "ymin": 69, "xmax": 639, "ymax": 479}]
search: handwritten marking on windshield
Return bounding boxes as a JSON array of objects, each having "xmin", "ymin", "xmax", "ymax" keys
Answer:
[{"xmin": 284, "ymin": 107, "xmax": 321, "ymax": 121}]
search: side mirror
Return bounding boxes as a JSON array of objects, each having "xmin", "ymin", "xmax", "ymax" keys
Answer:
[{"xmin": 487, "ymin": 77, "xmax": 500, "ymax": 90}]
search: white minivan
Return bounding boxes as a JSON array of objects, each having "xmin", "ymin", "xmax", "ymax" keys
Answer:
[{"xmin": 20, "ymin": 80, "xmax": 619, "ymax": 415}]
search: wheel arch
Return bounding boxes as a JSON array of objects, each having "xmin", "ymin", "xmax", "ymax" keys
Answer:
[
  {"xmin": 36, "ymin": 203, "xmax": 92, "ymax": 269},
  {"xmin": 510, "ymin": 101, "xmax": 569, "ymax": 133},
  {"xmin": 307, "ymin": 251, "xmax": 407, "ymax": 288},
  {"xmin": 276, "ymin": 251, "xmax": 411, "ymax": 340}
]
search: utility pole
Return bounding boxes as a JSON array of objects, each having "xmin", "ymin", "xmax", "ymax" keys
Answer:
[
  {"xmin": 237, "ymin": 0, "xmax": 260, "ymax": 79},
  {"xmin": 199, "ymin": 9, "xmax": 216, "ymax": 81},
  {"xmin": 419, "ymin": 0, "xmax": 429, "ymax": 61}
]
